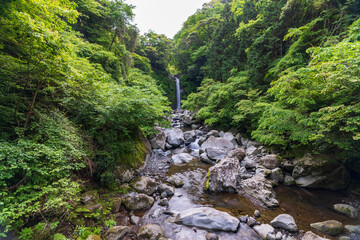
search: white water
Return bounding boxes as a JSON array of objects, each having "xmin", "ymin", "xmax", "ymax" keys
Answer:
[{"xmin": 175, "ymin": 77, "xmax": 181, "ymax": 109}]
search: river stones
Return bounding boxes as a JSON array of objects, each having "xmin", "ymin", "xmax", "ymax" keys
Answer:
[
  {"xmin": 167, "ymin": 175, "xmax": 184, "ymax": 188},
  {"xmin": 284, "ymin": 175, "xmax": 295, "ymax": 186},
  {"xmin": 310, "ymin": 220, "xmax": 343, "ymax": 236},
  {"xmin": 270, "ymin": 168, "xmax": 284, "ymax": 183},
  {"xmin": 206, "ymin": 147, "xmax": 229, "ymax": 161},
  {"xmin": 207, "ymin": 157, "xmax": 240, "ymax": 193},
  {"xmin": 226, "ymin": 147, "xmax": 246, "ymax": 160},
  {"xmin": 165, "ymin": 128, "xmax": 184, "ymax": 147},
  {"xmin": 123, "ymin": 193, "xmax": 154, "ymax": 210},
  {"xmin": 333, "ymin": 204, "xmax": 358, "ymax": 219},
  {"xmin": 174, "ymin": 207, "xmax": 240, "ymax": 232},
  {"xmin": 253, "ymin": 224, "xmax": 275, "ymax": 239},
  {"xmin": 149, "ymin": 129, "xmax": 166, "ymax": 150},
  {"xmin": 301, "ymin": 231, "xmax": 330, "ymax": 240},
  {"xmin": 158, "ymin": 183, "xmax": 175, "ymax": 197},
  {"xmin": 171, "ymin": 153, "xmax": 194, "ymax": 164},
  {"xmin": 240, "ymin": 175, "xmax": 279, "ymax": 208},
  {"xmin": 207, "ymin": 130, "xmax": 220, "ymax": 137},
  {"xmin": 244, "ymin": 156, "xmax": 257, "ymax": 169},
  {"xmin": 200, "ymin": 152, "xmax": 215, "ymax": 165},
  {"xmin": 270, "ymin": 214, "xmax": 298, "ymax": 232},
  {"xmin": 103, "ymin": 226, "xmax": 129, "ymax": 240},
  {"xmin": 344, "ymin": 225, "xmax": 360, "ymax": 234},
  {"xmin": 184, "ymin": 130, "xmax": 196, "ymax": 142},
  {"xmin": 259, "ymin": 154, "xmax": 280, "ymax": 169},
  {"xmin": 137, "ymin": 224, "xmax": 165, "ymax": 240},
  {"xmin": 205, "ymin": 232, "xmax": 219, "ymax": 240},
  {"xmin": 200, "ymin": 136, "xmax": 235, "ymax": 151},
  {"xmin": 132, "ymin": 176, "xmax": 157, "ymax": 195}
]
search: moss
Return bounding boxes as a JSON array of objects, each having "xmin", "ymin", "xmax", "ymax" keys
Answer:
[{"xmin": 206, "ymin": 179, "xmax": 210, "ymax": 189}]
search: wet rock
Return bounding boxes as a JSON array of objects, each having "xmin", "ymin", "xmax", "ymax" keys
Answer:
[
  {"xmin": 132, "ymin": 176, "xmax": 157, "ymax": 196},
  {"xmin": 195, "ymin": 130, "xmax": 203, "ymax": 136},
  {"xmin": 259, "ymin": 155, "xmax": 280, "ymax": 170},
  {"xmin": 200, "ymin": 153, "xmax": 216, "ymax": 165},
  {"xmin": 254, "ymin": 210, "xmax": 261, "ymax": 218},
  {"xmin": 166, "ymin": 128, "xmax": 184, "ymax": 147},
  {"xmin": 103, "ymin": 226, "xmax": 129, "ymax": 240},
  {"xmin": 284, "ymin": 175, "xmax": 295, "ymax": 186},
  {"xmin": 165, "ymin": 142, "xmax": 172, "ymax": 150},
  {"xmin": 253, "ymin": 224, "xmax": 275, "ymax": 239},
  {"xmin": 198, "ymin": 136, "xmax": 208, "ymax": 146},
  {"xmin": 207, "ymin": 130, "xmax": 220, "ymax": 137},
  {"xmin": 111, "ymin": 198, "xmax": 122, "ymax": 213},
  {"xmin": 239, "ymin": 215, "xmax": 248, "ymax": 223},
  {"xmin": 270, "ymin": 168, "xmax": 284, "ymax": 183},
  {"xmin": 123, "ymin": 193, "xmax": 154, "ymax": 211},
  {"xmin": 205, "ymin": 232, "xmax": 219, "ymax": 240},
  {"xmin": 338, "ymin": 236, "xmax": 350, "ymax": 240},
  {"xmin": 200, "ymin": 136, "xmax": 235, "ymax": 151},
  {"xmin": 167, "ymin": 175, "xmax": 184, "ymax": 188},
  {"xmin": 130, "ymin": 215, "xmax": 140, "ymax": 225},
  {"xmin": 247, "ymin": 217, "xmax": 257, "ymax": 227},
  {"xmin": 208, "ymin": 157, "xmax": 240, "ymax": 193},
  {"xmin": 206, "ymin": 147, "xmax": 229, "ymax": 161},
  {"xmin": 158, "ymin": 183, "xmax": 175, "ymax": 197},
  {"xmin": 310, "ymin": 220, "xmax": 343, "ymax": 236},
  {"xmin": 137, "ymin": 224, "xmax": 165, "ymax": 240},
  {"xmin": 171, "ymin": 153, "xmax": 194, "ymax": 165},
  {"xmin": 226, "ymin": 148, "xmax": 246, "ymax": 161},
  {"xmin": 333, "ymin": 204, "xmax": 358, "ymax": 219},
  {"xmin": 344, "ymin": 225, "xmax": 360, "ymax": 234},
  {"xmin": 301, "ymin": 231, "xmax": 329, "ymax": 240},
  {"xmin": 184, "ymin": 130, "xmax": 196, "ymax": 142},
  {"xmin": 241, "ymin": 175, "xmax": 279, "ymax": 208},
  {"xmin": 270, "ymin": 214, "xmax": 298, "ymax": 232},
  {"xmin": 149, "ymin": 129, "xmax": 166, "ymax": 150},
  {"xmin": 175, "ymin": 207, "xmax": 240, "ymax": 232},
  {"xmin": 159, "ymin": 198, "xmax": 169, "ymax": 207},
  {"xmin": 244, "ymin": 157, "xmax": 257, "ymax": 169},
  {"xmin": 82, "ymin": 190, "xmax": 99, "ymax": 204}
]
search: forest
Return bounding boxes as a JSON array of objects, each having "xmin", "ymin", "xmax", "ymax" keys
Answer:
[{"xmin": 0, "ymin": 0, "xmax": 360, "ymax": 239}]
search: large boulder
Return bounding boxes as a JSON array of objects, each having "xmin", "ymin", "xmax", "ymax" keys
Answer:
[
  {"xmin": 333, "ymin": 204, "xmax": 358, "ymax": 219},
  {"xmin": 171, "ymin": 153, "xmax": 194, "ymax": 165},
  {"xmin": 103, "ymin": 226, "xmax": 129, "ymax": 240},
  {"xmin": 149, "ymin": 129, "xmax": 166, "ymax": 150},
  {"xmin": 200, "ymin": 136, "xmax": 235, "ymax": 152},
  {"xmin": 207, "ymin": 130, "xmax": 220, "ymax": 137},
  {"xmin": 207, "ymin": 157, "xmax": 240, "ymax": 193},
  {"xmin": 253, "ymin": 224, "xmax": 275, "ymax": 239},
  {"xmin": 206, "ymin": 147, "xmax": 229, "ymax": 161},
  {"xmin": 167, "ymin": 175, "xmax": 184, "ymax": 188},
  {"xmin": 166, "ymin": 128, "xmax": 184, "ymax": 147},
  {"xmin": 223, "ymin": 132, "xmax": 238, "ymax": 146},
  {"xmin": 270, "ymin": 214, "xmax": 298, "ymax": 232},
  {"xmin": 226, "ymin": 148, "xmax": 246, "ymax": 161},
  {"xmin": 174, "ymin": 207, "xmax": 240, "ymax": 232},
  {"xmin": 184, "ymin": 130, "xmax": 196, "ymax": 142},
  {"xmin": 310, "ymin": 220, "xmax": 343, "ymax": 236},
  {"xmin": 259, "ymin": 154, "xmax": 280, "ymax": 170},
  {"xmin": 241, "ymin": 175, "xmax": 279, "ymax": 208},
  {"xmin": 132, "ymin": 176, "xmax": 157, "ymax": 196},
  {"xmin": 301, "ymin": 231, "xmax": 329, "ymax": 240},
  {"xmin": 123, "ymin": 193, "xmax": 154, "ymax": 211},
  {"xmin": 137, "ymin": 224, "xmax": 165, "ymax": 240}
]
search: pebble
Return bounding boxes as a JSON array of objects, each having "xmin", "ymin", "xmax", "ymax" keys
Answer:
[
  {"xmin": 205, "ymin": 232, "xmax": 219, "ymax": 240},
  {"xmin": 254, "ymin": 210, "xmax": 261, "ymax": 218}
]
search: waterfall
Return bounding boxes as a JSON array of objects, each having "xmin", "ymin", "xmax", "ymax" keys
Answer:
[{"xmin": 175, "ymin": 77, "xmax": 181, "ymax": 109}]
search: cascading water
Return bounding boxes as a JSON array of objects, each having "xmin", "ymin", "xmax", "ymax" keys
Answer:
[{"xmin": 175, "ymin": 77, "xmax": 181, "ymax": 109}]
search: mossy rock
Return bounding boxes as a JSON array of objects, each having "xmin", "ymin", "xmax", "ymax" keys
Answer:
[{"xmin": 53, "ymin": 233, "xmax": 67, "ymax": 240}]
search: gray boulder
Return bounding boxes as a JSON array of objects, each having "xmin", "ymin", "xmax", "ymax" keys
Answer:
[
  {"xmin": 270, "ymin": 214, "xmax": 298, "ymax": 232},
  {"xmin": 270, "ymin": 168, "xmax": 284, "ymax": 183},
  {"xmin": 174, "ymin": 207, "xmax": 240, "ymax": 232},
  {"xmin": 200, "ymin": 152, "xmax": 216, "ymax": 165},
  {"xmin": 158, "ymin": 183, "xmax": 175, "ymax": 197},
  {"xmin": 167, "ymin": 175, "xmax": 184, "ymax": 188},
  {"xmin": 333, "ymin": 204, "xmax": 358, "ymax": 219},
  {"xmin": 184, "ymin": 130, "xmax": 196, "ymax": 142},
  {"xmin": 301, "ymin": 231, "xmax": 329, "ymax": 240},
  {"xmin": 166, "ymin": 128, "xmax": 184, "ymax": 147},
  {"xmin": 206, "ymin": 147, "xmax": 229, "ymax": 161},
  {"xmin": 123, "ymin": 193, "xmax": 154, "ymax": 210},
  {"xmin": 223, "ymin": 132, "xmax": 238, "ymax": 146},
  {"xmin": 253, "ymin": 224, "xmax": 275, "ymax": 239},
  {"xmin": 171, "ymin": 153, "xmax": 194, "ymax": 164},
  {"xmin": 200, "ymin": 136, "xmax": 235, "ymax": 151},
  {"xmin": 149, "ymin": 129, "xmax": 166, "ymax": 150},
  {"xmin": 208, "ymin": 157, "xmax": 240, "ymax": 193},
  {"xmin": 344, "ymin": 225, "xmax": 360, "ymax": 234},
  {"xmin": 241, "ymin": 175, "xmax": 279, "ymax": 208},
  {"xmin": 284, "ymin": 175, "xmax": 295, "ymax": 186},
  {"xmin": 259, "ymin": 154, "xmax": 280, "ymax": 170},
  {"xmin": 132, "ymin": 176, "xmax": 157, "ymax": 196},
  {"xmin": 226, "ymin": 148, "xmax": 246, "ymax": 161},
  {"xmin": 243, "ymin": 157, "xmax": 257, "ymax": 169},
  {"xmin": 310, "ymin": 220, "xmax": 343, "ymax": 236},
  {"xmin": 246, "ymin": 146, "xmax": 261, "ymax": 156},
  {"xmin": 207, "ymin": 130, "xmax": 220, "ymax": 137},
  {"xmin": 137, "ymin": 224, "xmax": 165, "ymax": 240},
  {"xmin": 103, "ymin": 226, "xmax": 129, "ymax": 240}
]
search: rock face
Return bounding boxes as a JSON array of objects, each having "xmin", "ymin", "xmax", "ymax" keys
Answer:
[
  {"xmin": 259, "ymin": 154, "xmax": 280, "ymax": 169},
  {"xmin": 171, "ymin": 153, "xmax": 194, "ymax": 164},
  {"xmin": 149, "ymin": 129, "xmax": 166, "ymax": 150},
  {"xmin": 167, "ymin": 175, "xmax": 184, "ymax": 188},
  {"xmin": 103, "ymin": 226, "xmax": 129, "ymax": 240},
  {"xmin": 123, "ymin": 193, "xmax": 154, "ymax": 210},
  {"xmin": 333, "ymin": 204, "xmax": 358, "ymax": 219},
  {"xmin": 132, "ymin": 176, "xmax": 157, "ymax": 195},
  {"xmin": 206, "ymin": 147, "xmax": 229, "ymax": 161},
  {"xmin": 166, "ymin": 128, "xmax": 184, "ymax": 147},
  {"xmin": 137, "ymin": 224, "xmax": 165, "ymax": 240},
  {"xmin": 241, "ymin": 175, "xmax": 279, "ymax": 208},
  {"xmin": 200, "ymin": 136, "xmax": 235, "ymax": 151},
  {"xmin": 301, "ymin": 231, "xmax": 329, "ymax": 240},
  {"xmin": 174, "ymin": 207, "xmax": 240, "ymax": 232},
  {"xmin": 270, "ymin": 214, "xmax": 298, "ymax": 232},
  {"xmin": 208, "ymin": 157, "xmax": 240, "ymax": 193},
  {"xmin": 253, "ymin": 224, "xmax": 275, "ymax": 239},
  {"xmin": 310, "ymin": 220, "xmax": 343, "ymax": 236}
]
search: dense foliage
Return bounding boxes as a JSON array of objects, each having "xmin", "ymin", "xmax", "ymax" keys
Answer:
[
  {"xmin": 176, "ymin": 0, "xmax": 360, "ymax": 163},
  {"xmin": 0, "ymin": 0, "xmax": 170, "ymax": 237}
]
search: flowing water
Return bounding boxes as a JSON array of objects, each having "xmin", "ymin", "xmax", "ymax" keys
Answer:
[{"xmin": 175, "ymin": 77, "xmax": 181, "ymax": 109}]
